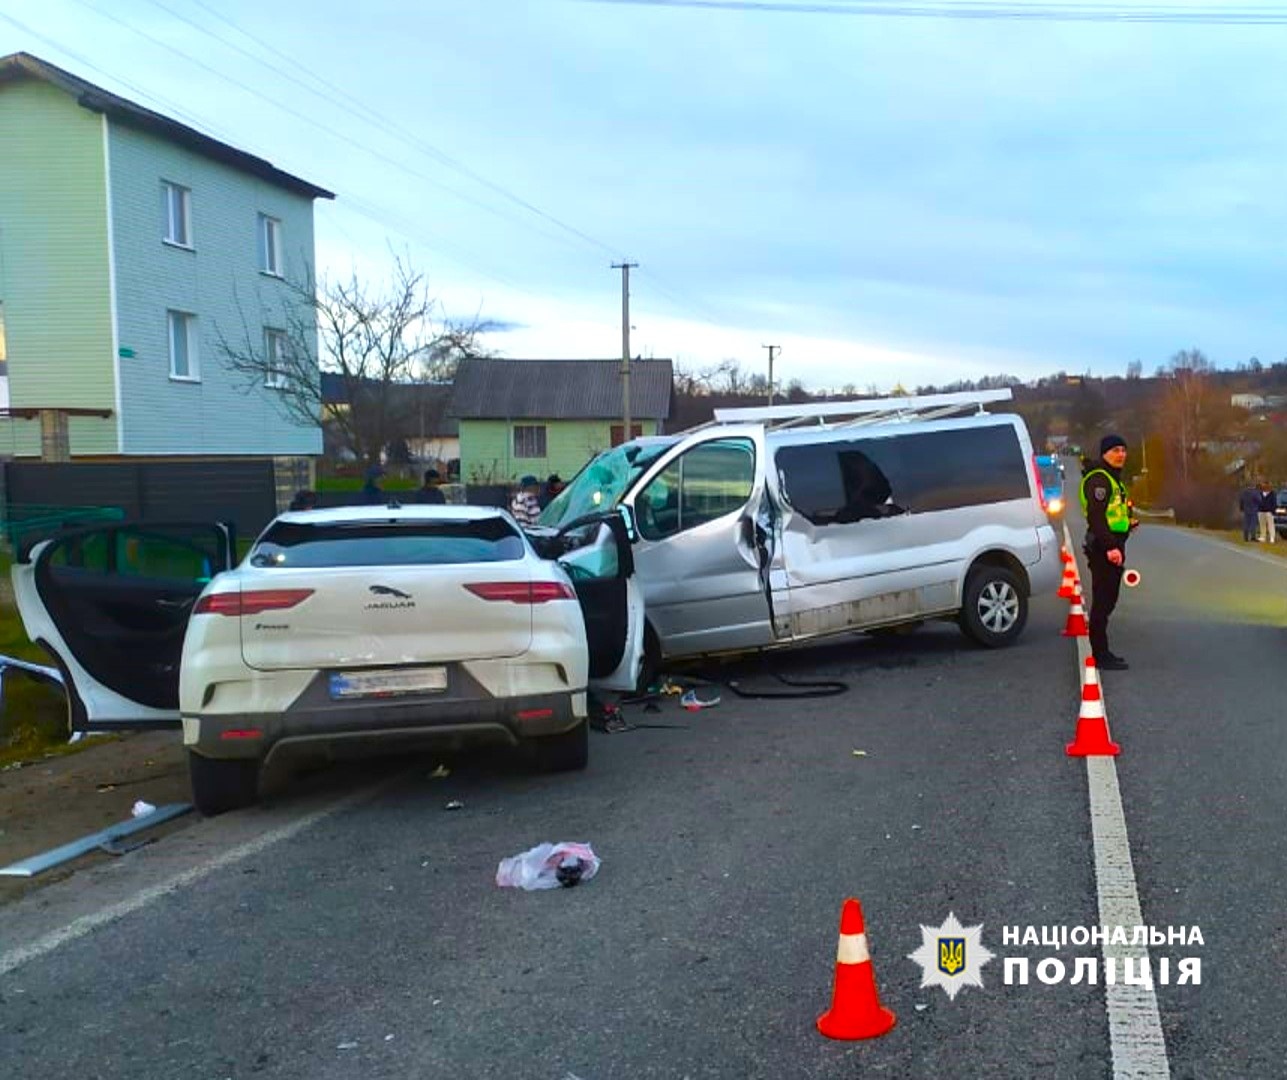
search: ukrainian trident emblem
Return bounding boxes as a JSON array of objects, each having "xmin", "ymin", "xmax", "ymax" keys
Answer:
[{"xmin": 938, "ymin": 937, "xmax": 966, "ymax": 976}]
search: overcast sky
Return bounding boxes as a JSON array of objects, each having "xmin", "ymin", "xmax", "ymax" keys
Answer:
[{"xmin": 4, "ymin": 0, "xmax": 1287, "ymax": 390}]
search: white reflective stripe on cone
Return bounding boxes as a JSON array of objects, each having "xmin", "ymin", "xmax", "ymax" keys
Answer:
[
  {"xmin": 1080, "ymin": 699, "xmax": 1106, "ymax": 720},
  {"xmin": 837, "ymin": 932, "xmax": 870, "ymax": 965}
]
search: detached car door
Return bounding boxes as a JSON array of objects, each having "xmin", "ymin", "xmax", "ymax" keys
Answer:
[
  {"xmin": 11, "ymin": 522, "xmax": 235, "ymax": 731},
  {"xmin": 551, "ymin": 507, "xmax": 645, "ymax": 693}
]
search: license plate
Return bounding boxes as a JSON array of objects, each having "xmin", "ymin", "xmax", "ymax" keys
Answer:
[{"xmin": 328, "ymin": 667, "xmax": 448, "ymax": 700}]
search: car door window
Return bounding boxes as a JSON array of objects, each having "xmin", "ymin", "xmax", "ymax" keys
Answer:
[
  {"xmin": 558, "ymin": 521, "xmax": 620, "ymax": 581},
  {"xmin": 637, "ymin": 439, "xmax": 755, "ymax": 541},
  {"xmin": 46, "ymin": 526, "xmax": 223, "ymax": 582}
]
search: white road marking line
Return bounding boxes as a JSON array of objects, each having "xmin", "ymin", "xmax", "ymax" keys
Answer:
[
  {"xmin": 1065, "ymin": 524, "xmax": 1170, "ymax": 1079},
  {"xmin": 0, "ymin": 776, "xmax": 399, "ymax": 978}
]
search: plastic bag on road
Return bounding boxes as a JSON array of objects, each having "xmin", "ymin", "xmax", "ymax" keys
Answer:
[{"xmin": 496, "ymin": 842, "xmax": 601, "ymax": 891}]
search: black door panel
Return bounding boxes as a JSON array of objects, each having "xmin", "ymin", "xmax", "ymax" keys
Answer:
[
  {"xmin": 32, "ymin": 523, "xmax": 233, "ymax": 711},
  {"xmin": 555, "ymin": 512, "xmax": 634, "ymax": 680}
]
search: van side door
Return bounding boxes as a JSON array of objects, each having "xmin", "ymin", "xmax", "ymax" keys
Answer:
[
  {"xmin": 622, "ymin": 426, "xmax": 785, "ymax": 658},
  {"xmin": 774, "ymin": 422, "xmax": 1035, "ymax": 636}
]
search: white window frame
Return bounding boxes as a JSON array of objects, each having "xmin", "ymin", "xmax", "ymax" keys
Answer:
[
  {"xmin": 259, "ymin": 213, "xmax": 282, "ymax": 277},
  {"xmin": 264, "ymin": 328, "xmax": 289, "ymax": 388},
  {"xmin": 162, "ymin": 181, "xmax": 192, "ymax": 248},
  {"xmin": 167, "ymin": 310, "xmax": 199, "ymax": 382}
]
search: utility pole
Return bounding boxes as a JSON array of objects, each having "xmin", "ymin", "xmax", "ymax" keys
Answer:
[
  {"xmin": 612, "ymin": 262, "xmax": 638, "ymax": 443},
  {"xmin": 763, "ymin": 344, "xmax": 780, "ymax": 407}
]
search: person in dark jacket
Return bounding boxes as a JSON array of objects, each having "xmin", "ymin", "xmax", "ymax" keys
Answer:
[
  {"xmin": 360, "ymin": 464, "xmax": 386, "ymax": 506},
  {"xmin": 289, "ymin": 489, "xmax": 318, "ymax": 511},
  {"xmin": 1239, "ymin": 483, "xmax": 1261, "ymax": 542},
  {"xmin": 418, "ymin": 468, "xmax": 446, "ymax": 505},
  {"xmin": 1080, "ymin": 434, "xmax": 1139, "ymax": 670},
  {"xmin": 539, "ymin": 474, "xmax": 565, "ymax": 510}
]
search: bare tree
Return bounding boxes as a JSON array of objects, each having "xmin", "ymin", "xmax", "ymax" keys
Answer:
[{"xmin": 217, "ymin": 258, "xmax": 492, "ymax": 466}]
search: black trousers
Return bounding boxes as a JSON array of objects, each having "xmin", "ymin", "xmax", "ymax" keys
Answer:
[{"xmin": 1087, "ymin": 547, "xmax": 1124, "ymax": 659}]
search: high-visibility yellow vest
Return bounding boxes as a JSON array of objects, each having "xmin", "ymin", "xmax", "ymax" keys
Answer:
[{"xmin": 1080, "ymin": 468, "xmax": 1131, "ymax": 533}]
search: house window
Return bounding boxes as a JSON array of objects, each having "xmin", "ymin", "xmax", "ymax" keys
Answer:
[
  {"xmin": 163, "ymin": 182, "xmax": 191, "ymax": 247},
  {"xmin": 513, "ymin": 425, "xmax": 547, "ymax": 458},
  {"xmin": 168, "ymin": 310, "xmax": 199, "ymax": 381},
  {"xmin": 259, "ymin": 214, "xmax": 282, "ymax": 276},
  {"xmin": 264, "ymin": 328, "xmax": 289, "ymax": 388}
]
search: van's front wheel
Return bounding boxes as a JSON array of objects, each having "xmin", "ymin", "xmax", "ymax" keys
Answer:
[{"xmin": 958, "ymin": 566, "xmax": 1027, "ymax": 648}]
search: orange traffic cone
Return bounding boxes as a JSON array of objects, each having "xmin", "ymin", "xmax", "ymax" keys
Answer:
[
  {"xmin": 1060, "ymin": 547, "xmax": 1073, "ymax": 564},
  {"xmin": 1062, "ymin": 596, "xmax": 1089, "ymax": 637},
  {"xmin": 817, "ymin": 898, "xmax": 897, "ymax": 1041},
  {"xmin": 1066, "ymin": 657, "xmax": 1120, "ymax": 757},
  {"xmin": 1057, "ymin": 561, "xmax": 1078, "ymax": 599}
]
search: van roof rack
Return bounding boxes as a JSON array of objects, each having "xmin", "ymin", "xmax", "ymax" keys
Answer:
[{"xmin": 701, "ymin": 389, "xmax": 1013, "ymax": 432}]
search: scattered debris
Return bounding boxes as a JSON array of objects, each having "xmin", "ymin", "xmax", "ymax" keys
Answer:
[
  {"xmin": 852, "ymin": 750, "xmax": 868, "ymax": 757},
  {"xmin": 384, "ymin": 1035, "xmax": 395, "ymax": 1042},
  {"xmin": 496, "ymin": 842, "xmax": 601, "ymax": 891},
  {"xmin": 914, "ymin": 1003, "xmax": 929, "ymax": 1012},
  {"xmin": 337, "ymin": 1042, "xmax": 359, "ymax": 1051},
  {"xmin": 911, "ymin": 825, "xmax": 922, "ymax": 831},
  {"xmin": 429, "ymin": 765, "xmax": 450, "ymax": 779},
  {"xmin": 131, "ymin": 800, "xmax": 157, "ymax": 818},
  {"xmin": 680, "ymin": 689, "xmax": 721, "ymax": 711},
  {"xmin": 444, "ymin": 800, "xmax": 465, "ymax": 811}
]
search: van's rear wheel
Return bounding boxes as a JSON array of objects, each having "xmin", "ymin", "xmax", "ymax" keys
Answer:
[
  {"xmin": 528, "ymin": 718, "xmax": 589, "ymax": 773},
  {"xmin": 958, "ymin": 566, "xmax": 1027, "ymax": 648},
  {"xmin": 188, "ymin": 752, "xmax": 260, "ymax": 816}
]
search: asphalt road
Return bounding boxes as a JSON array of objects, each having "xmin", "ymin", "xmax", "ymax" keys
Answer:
[{"xmin": 1, "ymin": 506, "xmax": 1282, "ymax": 1079}]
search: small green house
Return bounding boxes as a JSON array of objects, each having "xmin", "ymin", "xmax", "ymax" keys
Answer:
[{"xmin": 450, "ymin": 358, "xmax": 673, "ymax": 486}]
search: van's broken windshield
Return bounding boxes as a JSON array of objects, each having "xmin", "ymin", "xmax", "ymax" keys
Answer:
[{"xmin": 539, "ymin": 439, "xmax": 675, "ymax": 528}]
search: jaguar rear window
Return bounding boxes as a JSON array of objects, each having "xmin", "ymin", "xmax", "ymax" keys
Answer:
[{"xmin": 249, "ymin": 518, "xmax": 526, "ymax": 568}]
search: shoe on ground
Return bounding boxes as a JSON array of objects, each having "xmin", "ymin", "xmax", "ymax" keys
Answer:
[{"xmin": 1095, "ymin": 654, "xmax": 1129, "ymax": 671}]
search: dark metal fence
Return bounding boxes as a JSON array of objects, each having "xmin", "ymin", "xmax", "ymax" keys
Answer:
[{"xmin": 3, "ymin": 460, "xmax": 278, "ymax": 550}]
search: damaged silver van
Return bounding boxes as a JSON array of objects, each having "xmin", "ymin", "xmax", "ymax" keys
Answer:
[{"xmin": 537, "ymin": 390, "xmax": 1061, "ymax": 679}]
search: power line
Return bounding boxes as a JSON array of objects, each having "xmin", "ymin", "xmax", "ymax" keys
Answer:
[
  {"xmin": 66, "ymin": 0, "xmax": 606, "ymax": 255},
  {"xmin": 158, "ymin": 1, "xmax": 743, "ymax": 327},
  {"xmin": 162, "ymin": 0, "xmax": 629, "ymax": 260},
  {"xmin": 571, "ymin": 0, "xmax": 1287, "ymax": 23}
]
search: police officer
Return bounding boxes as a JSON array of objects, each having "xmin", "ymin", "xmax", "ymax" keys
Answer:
[{"xmin": 1080, "ymin": 434, "xmax": 1139, "ymax": 670}]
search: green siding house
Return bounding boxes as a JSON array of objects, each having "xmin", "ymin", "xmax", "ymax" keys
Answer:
[
  {"xmin": 0, "ymin": 52, "xmax": 332, "ymax": 460},
  {"xmin": 450, "ymin": 358, "xmax": 674, "ymax": 485}
]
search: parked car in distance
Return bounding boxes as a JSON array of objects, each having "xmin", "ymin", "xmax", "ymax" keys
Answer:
[
  {"xmin": 12, "ymin": 505, "xmax": 643, "ymax": 815},
  {"xmin": 1274, "ymin": 490, "xmax": 1287, "ymax": 537},
  {"xmin": 1035, "ymin": 454, "xmax": 1066, "ymax": 517}
]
